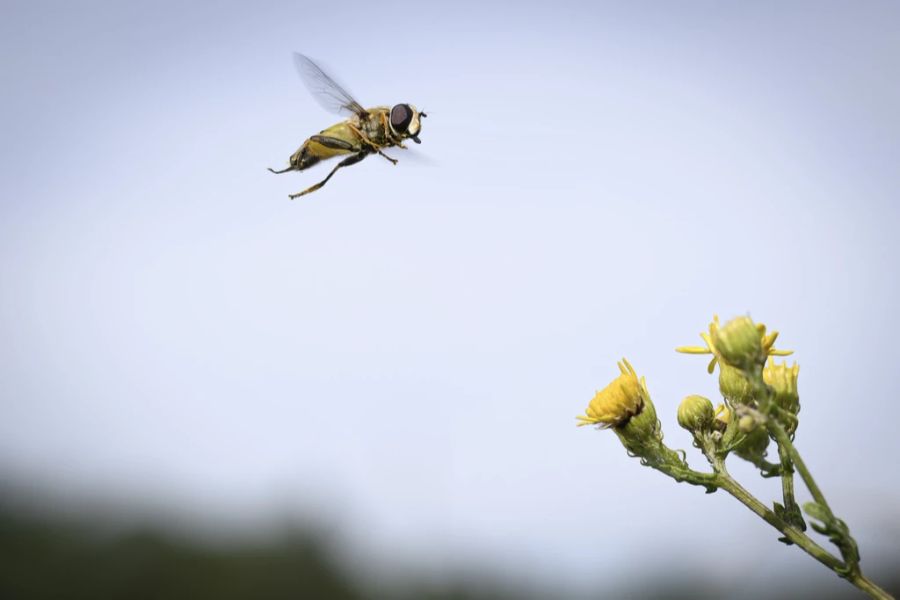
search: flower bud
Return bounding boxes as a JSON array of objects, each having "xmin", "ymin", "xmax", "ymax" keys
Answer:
[
  {"xmin": 711, "ymin": 316, "xmax": 764, "ymax": 369},
  {"xmin": 677, "ymin": 315, "xmax": 792, "ymax": 375},
  {"xmin": 764, "ymin": 360, "xmax": 800, "ymax": 434},
  {"xmin": 738, "ymin": 415, "xmax": 756, "ymax": 433},
  {"xmin": 718, "ymin": 364, "xmax": 755, "ymax": 405},
  {"xmin": 677, "ymin": 395, "xmax": 714, "ymax": 433},
  {"xmin": 576, "ymin": 360, "xmax": 644, "ymax": 428},
  {"xmin": 735, "ymin": 424, "xmax": 770, "ymax": 461},
  {"xmin": 578, "ymin": 360, "xmax": 666, "ymax": 457},
  {"xmin": 615, "ymin": 394, "xmax": 662, "ymax": 455}
]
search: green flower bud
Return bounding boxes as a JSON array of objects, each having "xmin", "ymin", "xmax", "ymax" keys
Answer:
[
  {"xmin": 764, "ymin": 361, "xmax": 800, "ymax": 434},
  {"xmin": 711, "ymin": 316, "xmax": 765, "ymax": 369},
  {"xmin": 735, "ymin": 424, "xmax": 770, "ymax": 462},
  {"xmin": 718, "ymin": 364, "xmax": 755, "ymax": 405},
  {"xmin": 615, "ymin": 392, "xmax": 661, "ymax": 456},
  {"xmin": 677, "ymin": 395, "xmax": 715, "ymax": 433},
  {"xmin": 677, "ymin": 315, "xmax": 793, "ymax": 376},
  {"xmin": 738, "ymin": 415, "xmax": 756, "ymax": 433},
  {"xmin": 615, "ymin": 395, "xmax": 693, "ymax": 478}
]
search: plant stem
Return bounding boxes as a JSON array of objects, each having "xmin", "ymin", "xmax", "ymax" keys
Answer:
[
  {"xmin": 748, "ymin": 374, "xmax": 825, "ymax": 514},
  {"xmin": 775, "ymin": 438, "xmax": 805, "ymax": 530},
  {"xmin": 777, "ymin": 442, "xmax": 797, "ymax": 507},
  {"xmin": 850, "ymin": 575, "xmax": 896, "ymax": 600},
  {"xmin": 713, "ymin": 466, "xmax": 842, "ymax": 571},
  {"xmin": 743, "ymin": 453, "xmax": 782, "ymax": 478},
  {"xmin": 768, "ymin": 421, "xmax": 829, "ymax": 511},
  {"xmin": 713, "ymin": 466, "xmax": 894, "ymax": 599}
]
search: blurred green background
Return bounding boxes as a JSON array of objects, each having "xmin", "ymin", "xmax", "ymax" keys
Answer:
[{"xmin": 2, "ymin": 488, "xmax": 898, "ymax": 599}]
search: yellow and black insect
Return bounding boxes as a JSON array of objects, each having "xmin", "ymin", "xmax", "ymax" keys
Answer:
[{"xmin": 269, "ymin": 53, "xmax": 427, "ymax": 199}]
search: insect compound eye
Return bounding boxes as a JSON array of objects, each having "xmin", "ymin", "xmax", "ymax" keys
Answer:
[{"xmin": 390, "ymin": 104, "xmax": 413, "ymax": 134}]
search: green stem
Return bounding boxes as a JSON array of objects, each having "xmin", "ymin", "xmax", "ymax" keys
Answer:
[
  {"xmin": 769, "ymin": 422, "xmax": 828, "ymax": 510},
  {"xmin": 777, "ymin": 442, "xmax": 797, "ymax": 506},
  {"xmin": 768, "ymin": 419, "xmax": 872, "ymax": 577},
  {"xmin": 637, "ymin": 441, "xmax": 719, "ymax": 492},
  {"xmin": 744, "ymin": 453, "xmax": 783, "ymax": 478},
  {"xmin": 641, "ymin": 434, "xmax": 893, "ymax": 598},
  {"xmin": 775, "ymin": 439, "xmax": 805, "ymax": 531},
  {"xmin": 656, "ymin": 460, "xmax": 719, "ymax": 490},
  {"xmin": 715, "ymin": 470, "xmax": 894, "ymax": 598},
  {"xmin": 713, "ymin": 465, "xmax": 842, "ymax": 570},
  {"xmin": 707, "ymin": 390, "xmax": 891, "ymax": 600},
  {"xmin": 747, "ymin": 373, "xmax": 825, "ymax": 513},
  {"xmin": 850, "ymin": 575, "xmax": 896, "ymax": 600}
]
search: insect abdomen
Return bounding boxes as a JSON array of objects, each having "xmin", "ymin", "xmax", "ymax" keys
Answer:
[
  {"xmin": 289, "ymin": 143, "xmax": 321, "ymax": 171},
  {"xmin": 289, "ymin": 121, "xmax": 361, "ymax": 171}
]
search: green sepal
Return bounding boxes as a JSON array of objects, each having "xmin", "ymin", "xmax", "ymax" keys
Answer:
[
  {"xmin": 772, "ymin": 501, "xmax": 805, "ymax": 543},
  {"xmin": 773, "ymin": 502, "xmax": 794, "ymax": 545}
]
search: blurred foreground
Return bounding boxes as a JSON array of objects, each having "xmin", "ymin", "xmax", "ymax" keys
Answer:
[{"xmin": 1, "ymin": 487, "xmax": 898, "ymax": 600}]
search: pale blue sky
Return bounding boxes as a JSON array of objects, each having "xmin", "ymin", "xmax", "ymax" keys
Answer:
[{"xmin": 2, "ymin": 0, "xmax": 899, "ymax": 592}]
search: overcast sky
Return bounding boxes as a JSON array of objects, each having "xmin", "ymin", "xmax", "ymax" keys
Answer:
[{"xmin": 2, "ymin": 0, "xmax": 899, "ymax": 593}]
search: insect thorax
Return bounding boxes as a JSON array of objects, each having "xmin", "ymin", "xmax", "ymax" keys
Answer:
[{"xmin": 361, "ymin": 107, "xmax": 395, "ymax": 146}]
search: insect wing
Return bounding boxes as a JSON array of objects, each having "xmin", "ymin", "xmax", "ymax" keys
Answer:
[{"xmin": 294, "ymin": 53, "xmax": 368, "ymax": 118}]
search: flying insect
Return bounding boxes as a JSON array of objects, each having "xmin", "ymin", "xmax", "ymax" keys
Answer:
[{"xmin": 269, "ymin": 53, "xmax": 427, "ymax": 199}]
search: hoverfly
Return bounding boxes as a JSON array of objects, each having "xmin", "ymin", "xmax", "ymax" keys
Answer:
[{"xmin": 269, "ymin": 53, "xmax": 427, "ymax": 199}]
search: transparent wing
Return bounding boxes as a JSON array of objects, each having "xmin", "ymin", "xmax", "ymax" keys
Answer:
[
  {"xmin": 398, "ymin": 147, "xmax": 438, "ymax": 167},
  {"xmin": 293, "ymin": 53, "xmax": 367, "ymax": 118}
]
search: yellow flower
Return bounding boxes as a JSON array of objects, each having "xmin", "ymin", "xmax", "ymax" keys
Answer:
[
  {"xmin": 577, "ymin": 359, "xmax": 646, "ymax": 428},
  {"xmin": 676, "ymin": 315, "xmax": 792, "ymax": 372},
  {"xmin": 764, "ymin": 360, "xmax": 801, "ymax": 434},
  {"xmin": 764, "ymin": 360, "xmax": 800, "ymax": 410},
  {"xmin": 713, "ymin": 402, "xmax": 731, "ymax": 431}
]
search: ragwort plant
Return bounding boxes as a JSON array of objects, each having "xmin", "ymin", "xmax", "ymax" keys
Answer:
[{"xmin": 578, "ymin": 315, "xmax": 892, "ymax": 599}]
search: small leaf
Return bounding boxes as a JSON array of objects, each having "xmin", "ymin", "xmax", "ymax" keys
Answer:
[
  {"xmin": 810, "ymin": 521, "xmax": 829, "ymax": 535},
  {"xmin": 802, "ymin": 501, "xmax": 828, "ymax": 521}
]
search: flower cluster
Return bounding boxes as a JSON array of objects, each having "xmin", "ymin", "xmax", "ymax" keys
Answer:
[
  {"xmin": 578, "ymin": 315, "xmax": 799, "ymax": 476},
  {"xmin": 576, "ymin": 315, "xmax": 890, "ymax": 597}
]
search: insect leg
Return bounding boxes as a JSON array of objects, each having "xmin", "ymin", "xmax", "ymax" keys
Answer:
[
  {"xmin": 347, "ymin": 123, "xmax": 383, "ymax": 150},
  {"xmin": 309, "ymin": 135, "xmax": 356, "ymax": 151},
  {"xmin": 344, "ymin": 123, "xmax": 396, "ymax": 164},
  {"xmin": 377, "ymin": 150, "xmax": 398, "ymax": 165},
  {"xmin": 268, "ymin": 166, "xmax": 294, "ymax": 174},
  {"xmin": 288, "ymin": 152, "xmax": 368, "ymax": 199}
]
